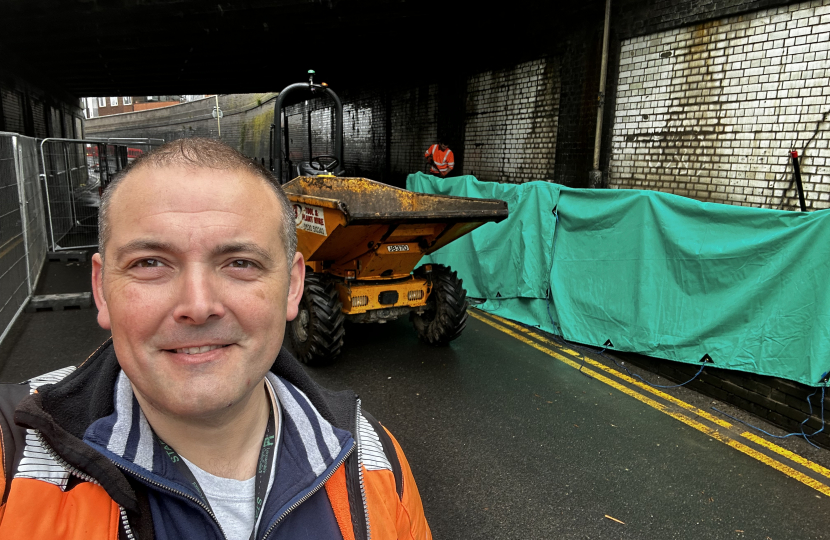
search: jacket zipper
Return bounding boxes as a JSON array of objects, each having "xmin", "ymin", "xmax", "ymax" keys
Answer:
[
  {"xmin": 36, "ymin": 431, "xmax": 225, "ymax": 539},
  {"xmin": 110, "ymin": 460, "xmax": 229, "ymax": 540},
  {"xmin": 261, "ymin": 441, "xmax": 355, "ymax": 540},
  {"xmin": 35, "ymin": 405, "xmax": 366, "ymax": 540},
  {"xmin": 119, "ymin": 505, "xmax": 137, "ymax": 540},
  {"xmin": 34, "ymin": 432, "xmax": 139, "ymax": 539},
  {"xmin": 355, "ymin": 399, "xmax": 371, "ymax": 540}
]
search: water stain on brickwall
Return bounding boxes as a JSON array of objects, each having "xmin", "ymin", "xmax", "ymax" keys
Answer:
[
  {"xmin": 464, "ymin": 58, "xmax": 560, "ymax": 183},
  {"xmin": 622, "ymin": 19, "xmax": 726, "ymax": 187}
]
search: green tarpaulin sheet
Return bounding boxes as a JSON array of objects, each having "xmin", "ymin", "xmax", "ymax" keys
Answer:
[{"xmin": 407, "ymin": 172, "xmax": 830, "ymax": 387}]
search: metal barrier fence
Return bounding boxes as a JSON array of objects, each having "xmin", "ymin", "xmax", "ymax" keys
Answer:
[
  {"xmin": 0, "ymin": 132, "xmax": 48, "ymax": 344},
  {"xmin": 0, "ymin": 134, "xmax": 163, "ymax": 346},
  {"xmin": 40, "ymin": 138, "xmax": 162, "ymax": 250}
]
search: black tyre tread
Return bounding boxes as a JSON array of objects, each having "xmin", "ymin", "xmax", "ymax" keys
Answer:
[
  {"xmin": 411, "ymin": 264, "xmax": 468, "ymax": 346},
  {"xmin": 290, "ymin": 273, "xmax": 345, "ymax": 366}
]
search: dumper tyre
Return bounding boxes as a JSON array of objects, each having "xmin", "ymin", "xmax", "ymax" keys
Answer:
[
  {"xmin": 289, "ymin": 273, "xmax": 346, "ymax": 366},
  {"xmin": 410, "ymin": 264, "xmax": 468, "ymax": 346}
]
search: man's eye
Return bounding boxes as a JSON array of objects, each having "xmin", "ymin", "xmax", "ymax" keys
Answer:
[
  {"xmin": 135, "ymin": 259, "xmax": 164, "ymax": 268},
  {"xmin": 229, "ymin": 260, "xmax": 255, "ymax": 269}
]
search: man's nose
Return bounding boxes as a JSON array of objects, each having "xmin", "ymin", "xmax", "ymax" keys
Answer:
[{"xmin": 172, "ymin": 266, "xmax": 226, "ymax": 324}]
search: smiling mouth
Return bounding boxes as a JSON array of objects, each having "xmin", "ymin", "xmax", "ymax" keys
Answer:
[{"xmin": 168, "ymin": 344, "xmax": 231, "ymax": 355}]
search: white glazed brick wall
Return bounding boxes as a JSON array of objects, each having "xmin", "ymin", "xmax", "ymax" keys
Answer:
[
  {"xmin": 610, "ymin": 0, "xmax": 830, "ymax": 210},
  {"xmin": 464, "ymin": 58, "xmax": 560, "ymax": 183}
]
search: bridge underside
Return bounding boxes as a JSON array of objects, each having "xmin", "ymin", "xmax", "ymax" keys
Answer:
[{"xmin": 0, "ymin": 0, "xmax": 596, "ymax": 97}]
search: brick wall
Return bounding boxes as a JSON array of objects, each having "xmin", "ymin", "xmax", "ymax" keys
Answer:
[
  {"xmin": 615, "ymin": 0, "xmax": 794, "ymax": 40},
  {"xmin": 1, "ymin": 71, "xmax": 83, "ymax": 139},
  {"xmin": 279, "ymin": 84, "xmax": 438, "ymax": 186},
  {"xmin": 85, "ymin": 61, "xmax": 564, "ymax": 187},
  {"xmin": 389, "ymin": 84, "xmax": 438, "ymax": 181},
  {"xmin": 464, "ymin": 58, "xmax": 561, "ymax": 183},
  {"xmin": 609, "ymin": 0, "xmax": 830, "ymax": 210},
  {"xmin": 620, "ymin": 351, "xmax": 830, "ymax": 449},
  {"xmin": 342, "ymin": 90, "xmax": 386, "ymax": 178},
  {"xmin": 554, "ymin": 28, "xmax": 605, "ymax": 187}
]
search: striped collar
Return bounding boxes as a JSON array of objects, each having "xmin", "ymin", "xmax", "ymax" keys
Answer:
[{"xmin": 82, "ymin": 370, "xmax": 354, "ymax": 506}]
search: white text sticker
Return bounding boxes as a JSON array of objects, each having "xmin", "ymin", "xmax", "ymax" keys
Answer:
[
  {"xmin": 387, "ymin": 244, "xmax": 410, "ymax": 252},
  {"xmin": 293, "ymin": 203, "xmax": 327, "ymax": 236}
]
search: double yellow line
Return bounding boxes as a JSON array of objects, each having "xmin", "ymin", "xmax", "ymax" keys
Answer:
[{"xmin": 470, "ymin": 308, "xmax": 830, "ymax": 497}]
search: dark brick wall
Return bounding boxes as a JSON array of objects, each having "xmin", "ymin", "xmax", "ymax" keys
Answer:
[
  {"xmin": 615, "ymin": 0, "xmax": 795, "ymax": 39},
  {"xmin": 342, "ymin": 89, "xmax": 386, "ymax": 179},
  {"xmin": 86, "ymin": 63, "xmax": 563, "ymax": 187},
  {"xmin": 620, "ymin": 352, "xmax": 830, "ymax": 449},
  {"xmin": 600, "ymin": 0, "xmax": 805, "ymax": 188},
  {"xmin": 282, "ymin": 83, "xmax": 439, "ymax": 187},
  {"xmin": 388, "ymin": 84, "xmax": 438, "ymax": 187},
  {"xmin": 465, "ymin": 58, "xmax": 561, "ymax": 184},
  {"xmin": 0, "ymin": 70, "xmax": 83, "ymax": 139},
  {"xmin": 554, "ymin": 27, "xmax": 604, "ymax": 187}
]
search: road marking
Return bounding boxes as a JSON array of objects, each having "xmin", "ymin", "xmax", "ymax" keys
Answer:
[
  {"xmin": 741, "ymin": 431, "xmax": 830, "ymax": 481},
  {"xmin": 0, "ymin": 235, "xmax": 24, "ymax": 261},
  {"xmin": 478, "ymin": 310, "xmax": 827, "ymax": 473},
  {"xmin": 469, "ymin": 308, "xmax": 830, "ymax": 497},
  {"xmin": 474, "ymin": 310, "xmax": 732, "ymax": 428}
]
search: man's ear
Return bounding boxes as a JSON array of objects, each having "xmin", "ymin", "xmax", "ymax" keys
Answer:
[
  {"xmin": 91, "ymin": 253, "xmax": 112, "ymax": 330},
  {"xmin": 285, "ymin": 252, "xmax": 305, "ymax": 322}
]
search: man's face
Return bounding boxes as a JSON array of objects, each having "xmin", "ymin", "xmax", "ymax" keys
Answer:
[
  {"xmin": 439, "ymin": 143, "xmax": 448, "ymax": 151},
  {"xmin": 92, "ymin": 165, "xmax": 304, "ymax": 421}
]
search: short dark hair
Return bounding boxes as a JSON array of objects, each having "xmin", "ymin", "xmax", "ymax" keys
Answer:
[{"xmin": 98, "ymin": 138, "xmax": 298, "ymax": 266}]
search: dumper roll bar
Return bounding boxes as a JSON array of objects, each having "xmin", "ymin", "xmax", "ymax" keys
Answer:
[{"xmin": 272, "ymin": 71, "xmax": 343, "ymax": 184}]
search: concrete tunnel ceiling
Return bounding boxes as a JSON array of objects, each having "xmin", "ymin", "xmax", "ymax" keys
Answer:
[{"xmin": 0, "ymin": 0, "xmax": 604, "ymax": 97}]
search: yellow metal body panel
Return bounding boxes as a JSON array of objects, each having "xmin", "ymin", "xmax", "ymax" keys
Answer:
[
  {"xmin": 292, "ymin": 200, "xmax": 448, "ymax": 279},
  {"xmin": 291, "ymin": 203, "xmax": 348, "ymax": 268},
  {"xmin": 285, "ymin": 175, "xmax": 508, "ymax": 281},
  {"xmin": 336, "ymin": 277, "xmax": 430, "ymax": 315}
]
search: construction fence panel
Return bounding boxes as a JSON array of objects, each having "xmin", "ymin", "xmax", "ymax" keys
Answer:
[
  {"xmin": 40, "ymin": 138, "xmax": 163, "ymax": 251},
  {"xmin": 0, "ymin": 133, "xmax": 47, "ymax": 344},
  {"xmin": 18, "ymin": 137, "xmax": 47, "ymax": 288},
  {"xmin": 0, "ymin": 135, "xmax": 159, "ymax": 345},
  {"xmin": 40, "ymin": 139, "xmax": 98, "ymax": 250}
]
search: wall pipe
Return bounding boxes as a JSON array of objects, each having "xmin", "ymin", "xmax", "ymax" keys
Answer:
[{"xmin": 589, "ymin": 0, "xmax": 612, "ymax": 188}]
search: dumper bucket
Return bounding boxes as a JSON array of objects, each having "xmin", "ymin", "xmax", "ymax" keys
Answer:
[{"xmin": 283, "ymin": 176, "xmax": 508, "ymax": 279}]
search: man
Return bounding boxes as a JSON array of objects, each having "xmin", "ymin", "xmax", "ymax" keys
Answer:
[
  {"xmin": 0, "ymin": 138, "xmax": 431, "ymax": 540},
  {"xmin": 424, "ymin": 140, "xmax": 454, "ymax": 177}
]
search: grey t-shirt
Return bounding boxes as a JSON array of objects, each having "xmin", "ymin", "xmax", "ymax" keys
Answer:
[
  {"xmin": 179, "ymin": 380, "xmax": 281, "ymax": 540},
  {"xmin": 181, "ymin": 456, "xmax": 257, "ymax": 540}
]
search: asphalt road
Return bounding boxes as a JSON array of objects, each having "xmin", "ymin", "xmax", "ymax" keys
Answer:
[
  {"xmin": 2, "ymin": 254, "xmax": 829, "ymax": 538},
  {"xmin": 305, "ymin": 313, "xmax": 830, "ymax": 540}
]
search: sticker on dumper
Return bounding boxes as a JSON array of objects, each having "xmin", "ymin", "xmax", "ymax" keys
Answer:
[
  {"xmin": 387, "ymin": 244, "xmax": 410, "ymax": 252},
  {"xmin": 292, "ymin": 203, "xmax": 327, "ymax": 236}
]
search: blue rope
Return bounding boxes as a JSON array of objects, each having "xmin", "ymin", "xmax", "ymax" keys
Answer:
[
  {"xmin": 609, "ymin": 355, "xmax": 708, "ymax": 389},
  {"xmin": 576, "ymin": 351, "xmax": 593, "ymax": 380},
  {"xmin": 712, "ymin": 383, "xmax": 826, "ymax": 449},
  {"xmin": 472, "ymin": 297, "xmax": 503, "ymax": 314}
]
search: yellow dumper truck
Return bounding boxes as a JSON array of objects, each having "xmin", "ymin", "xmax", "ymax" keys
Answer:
[{"xmin": 272, "ymin": 73, "xmax": 508, "ymax": 365}]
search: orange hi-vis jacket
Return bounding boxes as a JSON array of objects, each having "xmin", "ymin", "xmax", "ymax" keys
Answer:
[
  {"xmin": 0, "ymin": 342, "xmax": 432, "ymax": 540},
  {"xmin": 424, "ymin": 144, "xmax": 455, "ymax": 176}
]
